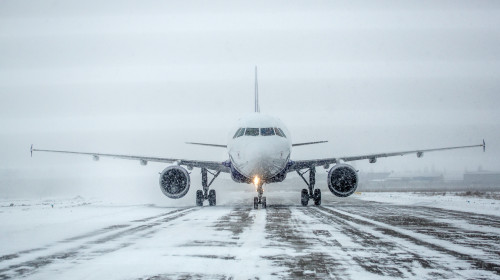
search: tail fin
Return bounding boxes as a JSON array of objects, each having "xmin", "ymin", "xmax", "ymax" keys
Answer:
[{"xmin": 254, "ymin": 66, "xmax": 260, "ymax": 113}]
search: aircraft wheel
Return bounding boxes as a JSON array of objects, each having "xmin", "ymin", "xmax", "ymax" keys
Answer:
[
  {"xmin": 196, "ymin": 190, "xmax": 204, "ymax": 206},
  {"xmin": 253, "ymin": 197, "xmax": 259, "ymax": 209},
  {"xmin": 208, "ymin": 190, "xmax": 216, "ymax": 206},
  {"xmin": 262, "ymin": 197, "xmax": 267, "ymax": 209},
  {"xmin": 301, "ymin": 189, "xmax": 309, "ymax": 206},
  {"xmin": 314, "ymin": 189, "xmax": 321, "ymax": 206}
]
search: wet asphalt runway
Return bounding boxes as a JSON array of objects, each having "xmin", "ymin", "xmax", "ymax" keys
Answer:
[{"xmin": 0, "ymin": 192, "xmax": 499, "ymax": 280}]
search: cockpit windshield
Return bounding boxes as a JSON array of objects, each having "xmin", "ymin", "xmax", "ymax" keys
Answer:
[
  {"xmin": 260, "ymin": 127, "xmax": 275, "ymax": 136},
  {"xmin": 233, "ymin": 128, "xmax": 245, "ymax": 138},
  {"xmin": 274, "ymin": 127, "xmax": 286, "ymax": 138},
  {"xmin": 244, "ymin": 128, "xmax": 259, "ymax": 136},
  {"xmin": 233, "ymin": 128, "xmax": 242, "ymax": 138},
  {"xmin": 233, "ymin": 127, "xmax": 286, "ymax": 138}
]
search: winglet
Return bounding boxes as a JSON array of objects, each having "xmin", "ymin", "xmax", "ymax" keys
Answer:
[
  {"xmin": 30, "ymin": 144, "xmax": 33, "ymax": 157},
  {"xmin": 483, "ymin": 139, "xmax": 486, "ymax": 152},
  {"xmin": 254, "ymin": 66, "xmax": 260, "ymax": 113}
]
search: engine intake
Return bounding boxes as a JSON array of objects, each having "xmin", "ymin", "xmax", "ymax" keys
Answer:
[
  {"xmin": 327, "ymin": 164, "xmax": 358, "ymax": 197},
  {"xmin": 159, "ymin": 166, "xmax": 190, "ymax": 199}
]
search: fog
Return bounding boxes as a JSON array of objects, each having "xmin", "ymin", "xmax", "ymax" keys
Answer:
[{"xmin": 1, "ymin": 1, "xmax": 499, "ymax": 200}]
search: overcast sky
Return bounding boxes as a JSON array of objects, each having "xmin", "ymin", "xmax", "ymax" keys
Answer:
[{"xmin": 1, "ymin": 1, "xmax": 499, "ymax": 198}]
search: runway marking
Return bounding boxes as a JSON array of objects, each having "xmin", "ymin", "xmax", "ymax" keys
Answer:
[
  {"xmin": 0, "ymin": 207, "xmax": 197, "ymax": 280},
  {"xmin": 318, "ymin": 205, "xmax": 500, "ymax": 276}
]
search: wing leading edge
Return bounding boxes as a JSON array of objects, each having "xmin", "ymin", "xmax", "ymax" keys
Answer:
[
  {"xmin": 292, "ymin": 141, "xmax": 328, "ymax": 147},
  {"xmin": 185, "ymin": 142, "xmax": 227, "ymax": 148},
  {"xmin": 288, "ymin": 140, "xmax": 486, "ymax": 172},
  {"xmin": 31, "ymin": 146, "xmax": 230, "ymax": 172}
]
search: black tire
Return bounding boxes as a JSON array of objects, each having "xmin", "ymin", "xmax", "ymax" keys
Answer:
[
  {"xmin": 262, "ymin": 197, "xmax": 267, "ymax": 209},
  {"xmin": 301, "ymin": 189, "xmax": 309, "ymax": 206},
  {"xmin": 314, "ymin": 189, "xmax": 321, "ymax": 206},
  {"xmin": 208, "ymin": 189, "xmax": 216, "ymax": 206},
  {"xmin": 254, "ymin": 197, "xmax": 259, "ymax": 209},
  {"xmin": 196, "ymin": 190, "xmax": 203, "ymax": 206}
]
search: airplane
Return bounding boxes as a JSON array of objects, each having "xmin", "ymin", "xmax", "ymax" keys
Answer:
[{"xmin": 31, "ymin": 67, "xmax": 486, "ymax": 209}]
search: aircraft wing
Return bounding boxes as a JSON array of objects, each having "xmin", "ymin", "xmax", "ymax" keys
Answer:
[
  {"xmin": 288, "ymin": 140, "xmax": 485, "ymax": 172},
  {"xmin": 292, "ymin": 141, "xmax": 328, "ymax": 147},
  {"xmin": 31, "ymin": 146, "xmax": 230, "ymax": 173}
]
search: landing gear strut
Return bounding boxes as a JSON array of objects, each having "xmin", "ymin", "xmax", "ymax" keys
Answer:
[
  {"xmin": 297, "ymin": 167, "xmax": 321, "ymax": 206},
  {"xmin": 196, "ymin": 168, "xmax": 220, "ymax": 207},
  {"xmin": 254, "ymin": 182, "xmax": 267, "ymax": 209}
]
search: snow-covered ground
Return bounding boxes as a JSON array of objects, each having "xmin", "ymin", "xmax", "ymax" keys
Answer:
[
  {"xmin": 0, "ymin": 190, "xmax": 499, "ymax": 279},
  {"xmin": 355, "ymin": 191, "xmax": 500, "ymax": 217}
]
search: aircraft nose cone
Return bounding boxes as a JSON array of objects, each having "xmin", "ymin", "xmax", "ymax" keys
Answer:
[{"xmin": 240, "ymin": 144, "xmax": 287, "ymax": 179}]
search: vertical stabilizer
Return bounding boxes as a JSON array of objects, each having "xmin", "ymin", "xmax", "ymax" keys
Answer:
[{"xmin": 255, "ymin": 66, "xmax": 260, "ymax": 113}]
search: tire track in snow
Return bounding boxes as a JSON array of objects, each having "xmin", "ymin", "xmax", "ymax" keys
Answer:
[
  {"xmin": 141, "ymin": 205, "xmax": 265, "ymax": 279},
  {"xmin": 335, "ymin": 200, "xmax": 500, "ymax": 259},
  {"xmin": 339, "ymin": 198, "xmax": 500, "ymax": 229},
  {"xmin": 0, "ymin": 208, "xmax": 188, "ymax": 265},
  {"xmin": 263, "ymin": 205, "xmax": 348, "ymax": 279},
  {"xmin": 213, "ymin": 206, "xmax": 255, "ymax": 238},
  {"xmin": 299, "ymin": 206, "xmax": 454, "ymax": 279},
  {"xmin": 318, "ymin": 205, "xmax": 500, "ymax": 277},
  {"xmin": 0, "ymin": 207, "xmax": 197, "ymax": 280}
]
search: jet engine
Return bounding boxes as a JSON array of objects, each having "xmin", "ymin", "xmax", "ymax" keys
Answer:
[
  {"xmin": 159, "ymin": 166, "xmax": 190, "ymax": 199},
  {"xmin": 327, "ymin": 164, "xmax": 358, "ymax": 197}
]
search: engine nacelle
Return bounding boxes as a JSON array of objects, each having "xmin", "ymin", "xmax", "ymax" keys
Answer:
[
  {"xmin": 327, "ymin": 164, "xmax": 358, "ymax": 197},
  {"xmin": 159, "ymin": 166, "xmax": 190, "ymax": 199}
]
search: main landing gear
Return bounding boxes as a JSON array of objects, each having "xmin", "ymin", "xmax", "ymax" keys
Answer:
[
  {"xmin": 254, "ymin": 182, "xmax": 267, "ymax": 209},
  {"xmin": 196, "ymin": 168, "xmax": 220, "ymax": 207},
  {"xmin": 297, "ymin": 167, "xmax": 321, "ymax": 206}
]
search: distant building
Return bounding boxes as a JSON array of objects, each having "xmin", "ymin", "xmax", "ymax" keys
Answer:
[
  {"xmin": 386, "ymin": 173, "xmax": 444, "ymax": 182},
  {"xmin": 359, "ymin": 172, "xmax": 391, "ymax": 182},
  {"xmin": 464, "ymin": 172, "xmax": 500, "ymax": 185}
]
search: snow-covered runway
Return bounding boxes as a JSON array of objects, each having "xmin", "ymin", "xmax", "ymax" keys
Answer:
[{"xmin": 1, "ymin": 191, "xmax": 499, "ymax": 279}]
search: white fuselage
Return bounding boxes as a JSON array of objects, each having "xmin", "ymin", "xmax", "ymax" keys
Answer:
[{"xmin": 227, "ymin": 113, "xmax": 292, "ymax": 182}]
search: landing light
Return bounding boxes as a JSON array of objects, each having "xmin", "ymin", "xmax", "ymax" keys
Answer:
[{"xmin": 253, "ymin": 176, "xmax": 260, "ymax": 186}]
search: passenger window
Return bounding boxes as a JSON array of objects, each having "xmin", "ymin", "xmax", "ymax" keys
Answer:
[
  {"xmin": 245, "ymin": 128, "xmax": 259, "ymax": 136},
  {"xmin": 260, "ymin": 127, "xmax": 275, "ymax": 136},
  {"xmin": 274, "ymin": 127, "xmax": 286, "ymax": 138},
  {"xmin": 233, "ymin": 128, "xmax": 243, "ymax": 139}
]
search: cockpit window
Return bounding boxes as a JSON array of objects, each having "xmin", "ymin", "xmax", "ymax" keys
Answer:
[
  {"xmin": 260, "ymin": 127, "xmax": 275, "ymax": 136},
  {"xmin": 235, "ymin": 127, "xmax": 284, "ymax": 137},
  {"xmin": 278, "ymin": 128, "xmax": 287, "ymax": 138},
  {"xmin": 236, "ymin": 128, "xmax": 245, "ymax": 137},
  {"xmin": 233, "ymin": 128, "xmax": 242, "ymax": 139},
  {"xmin": 244, "ymin": 128, "xmax": 259, "ymax": 136},
  {"xmin": 274, "ymin": 127, "xmax": 286, "ymax": 138}
]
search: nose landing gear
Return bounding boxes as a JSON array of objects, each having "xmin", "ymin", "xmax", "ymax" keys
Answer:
[
  {"xmin": 297, "ymin": 167, "xmax": 321, "ymax": 206},
  {"xmin": 254, "ymin": 182, "xmax": 267, "ymax": 209}
]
